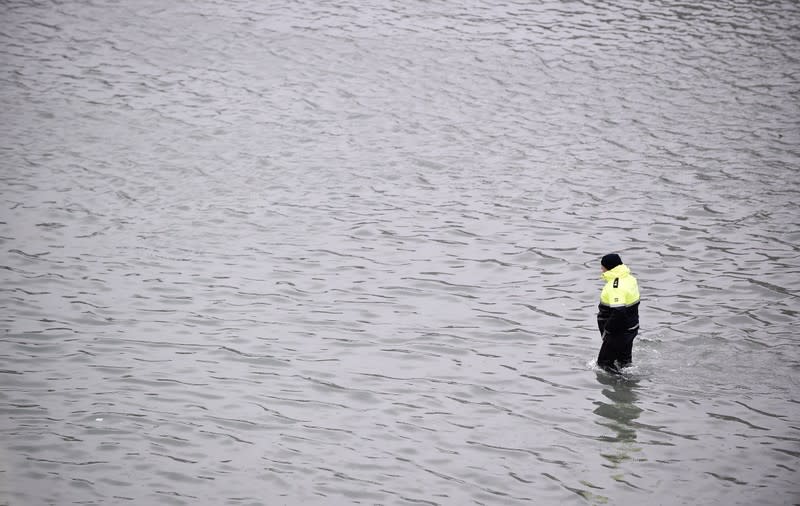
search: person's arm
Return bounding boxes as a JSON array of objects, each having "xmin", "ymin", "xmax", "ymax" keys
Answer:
[
  {"xmin": 597, "ymin": 304, "xmax": 626, "ymax": 339},
  {"xmin": 597, "ymin": 303, "xmax": 614, "ymax": 338}
]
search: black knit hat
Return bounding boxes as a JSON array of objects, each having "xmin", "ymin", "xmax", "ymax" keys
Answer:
[{"xmin": 601, "ymin": 253, "xmax": 623, "ymax": 270}]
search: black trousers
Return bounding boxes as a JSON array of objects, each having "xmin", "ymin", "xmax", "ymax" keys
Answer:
[{"xmin": 597, "ymin": 329, "xmax": 637, "ymax": 373}]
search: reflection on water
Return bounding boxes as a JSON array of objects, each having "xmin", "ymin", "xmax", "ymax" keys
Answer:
[{"xmin": 594, "ymin": 372, "xmax": 643, "ymax": 465}]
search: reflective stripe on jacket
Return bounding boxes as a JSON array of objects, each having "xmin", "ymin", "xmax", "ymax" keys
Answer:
[{"xmin": 597, "ymin": 264, "xmax": 640, "ymax": 337}]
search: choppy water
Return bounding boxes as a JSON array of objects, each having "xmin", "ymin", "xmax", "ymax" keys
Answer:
[{"xmin": 2, "ymin": 1, "xmax": 799, "ymax": 504}]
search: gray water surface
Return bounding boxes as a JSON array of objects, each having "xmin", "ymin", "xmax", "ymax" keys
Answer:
[{"xmin": 1, "ymin": 1, "xmax": 799, "ymax": 505}]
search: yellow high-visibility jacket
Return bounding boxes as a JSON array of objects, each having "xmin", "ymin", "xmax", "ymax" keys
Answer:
[{"xmin": 597, "ymin": 264, "xmax": 640, "ymax": 338}]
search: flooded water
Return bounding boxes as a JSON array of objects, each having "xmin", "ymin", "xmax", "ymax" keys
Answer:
[{"xmin": 1, "ymin": 0, "xmax": 799, "ymax": 504}]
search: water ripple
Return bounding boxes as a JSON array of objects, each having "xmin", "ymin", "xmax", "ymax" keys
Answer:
[{"xmin": 2, "ymin": 0, "xmax": 799, "ymax": 504}]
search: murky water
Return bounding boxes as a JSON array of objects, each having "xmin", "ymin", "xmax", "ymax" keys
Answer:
[{"xmin": 1, "ymin": 1, "xmax": 799, "ymax": 504}]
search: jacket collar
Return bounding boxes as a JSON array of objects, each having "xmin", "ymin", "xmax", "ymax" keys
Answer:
[{"xmin": 602, "ymin": 264, "xmax": 630, "ymax": 281}]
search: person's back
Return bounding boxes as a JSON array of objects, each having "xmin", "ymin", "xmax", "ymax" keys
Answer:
[{"xmin": 596, "ymin": 253, "xmax": 640, "ymax": 372}]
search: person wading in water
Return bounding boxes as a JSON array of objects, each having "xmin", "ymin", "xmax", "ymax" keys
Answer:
[{"xmin": 596, "ymin": 253, "xmax": 640, "ymax": 373}]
